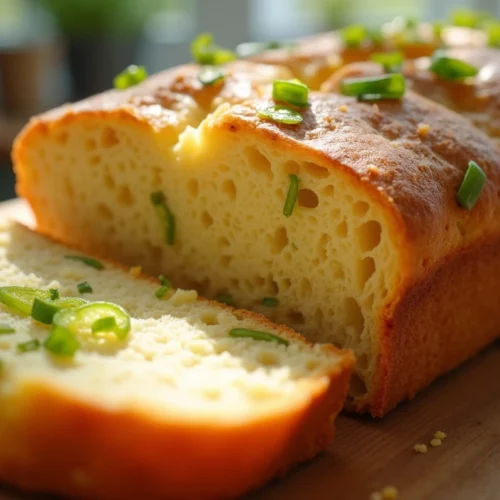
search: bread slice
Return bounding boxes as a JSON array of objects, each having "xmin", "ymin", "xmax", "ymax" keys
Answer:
[
  {"xmin": 0, "ymin": 222, "xmax": 353, "ymax": 500},
  {"xmin": 12, "ymin": 62, "xmax": 500, "ymax": 416}
]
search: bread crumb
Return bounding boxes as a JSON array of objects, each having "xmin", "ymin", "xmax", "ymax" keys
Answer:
[
  {"xmin": 381, "ymin": 486, "xmax": 399, "ymax": 499},
  {"xmin": 367, "ymin": 164, "xmax": 379, "ymax": 176},
  {"xmin": 430, "ymin": 438, "xmax": 442, "ymax": 447},
  {"xmin": 417, "ymin": 122, "xmax": 431, "ymax": 138},
  {"xmin": 414, "ymin": 443, "xmax": 428, "ymax": 453},
  {"xmin": 338, "ymin": 104, "xmax": 348, "ymax": 113},
  {"xmin": 434, "ymin": 430, "xmax": 447, "ymax": 440},
  {"xmin": 129, "ymin": 266, "xmax": 142, "ymax": 277}
]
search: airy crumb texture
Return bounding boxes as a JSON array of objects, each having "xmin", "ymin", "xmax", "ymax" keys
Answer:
[
  {"xmin": 430, "ymin": 438, "xmax": 443, "ymax": 447},
  {"xmin": 413, "ymin": 443, "xmax": 428, "ymax": 453},
  {"xmin": 0, "ymin": 222, "xmax": 353, "ymax": 500}
]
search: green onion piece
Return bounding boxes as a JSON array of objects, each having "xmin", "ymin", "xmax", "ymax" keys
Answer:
[
  {"xmin": 370, "ymin": 52, "xmax": 404, "ymax": 73},
  {"xmin": 486, "ymin": 22, "xmax": 500, "ymax": 47},
  {"xmin": 257, "ymin": 105, "xmax": 303, "ymax": 125},
  {"xmin": 155, "ymin": 286, "xmax": 171, "ymax": 299},
  {"xmin": 159, "ymin": 275, "xmax": 172, "ymax": 288},
  {"xmin": 191, "ymin": 33, "xmax": 236, "ymax": 65},
  {"xmin": 49, "ymin": 288, "xmax": 59, "ymax": 301},
  {"xmin": 236, "ymin": 40, "xmax": 285, "ymax": 58},
  {"xmin": 199, "ymin": 66, "xmax": 225, "ymax": 86},
  {"xmin": 368, "ymin": 29, "xmax": 384, "ymax": 47},
  {"xmin": 53, "ymin": 301, "xmax": 131, "ymax": 343},
  {"xmin": 17, "ymin": 339, "xmax": 40, "ymax": 353},
  {"xmin": 431, "ymin": 21, "xmax": 444, "ymax": 39},
  {"xmin": 451, "ymin": 8, "xmax": 488, "ymax": 28},
  {"xmin": 77, "ymin": 281, "xmax": 93, "ymax": 295},
  {"xmin": 44, "ymin": 321, "xmax": 81, "ymax": 357},
  {"xmin": 272, "ymin": 79, "xmax": 309, "ymax": 107},
  {"xmin": 113, "ymin": 65, "xmax": 148, "ymax": 90},
  {"xmin": 0, "ymin": 287, "xmax": 52, "ymax": 316},
  {"xmin": 229, "ymin": 328, "xmax": 289, "ymax": 346},
  {"xmin": 31, "ymin": 296, "xmax": 87, "ymax": 325},
  {"xmin": 150, "ymin": 191, "xmax": 175, "ymax": 246},
  {"xmin": 216, "ymin": 294, "xmax": 233, "ymax": 305},
  {"xmin": 340, "ymin": 24, "xmax": 368, "ymax": 49},
  {"xmin": 429, "ymin": 53, "xmax": 478, "ymax": 81},
  {"xmin": 0, "ymin": 324, "xmax": 15, "ymax": 334},
  {"xmin": 456, "ymin": 160, "xmax": 486, "ymax": 210},
  {"xmin": 261, "ymin": 297, "xmax": 279, "ymax": 307},
  {"xmin": 91, "ymin": 316, "xmax": 117, "ymax": 334},
  {"xmin": 64, "ymin": 255, "xmax": 104, "ymax": 270},
  {"xmin": 283, "ymin": 174, "xmax": 300, "ymax": 217},
  {"xmin": 340, "ymin": 73, "xmax": 405, "ymax": 100}
]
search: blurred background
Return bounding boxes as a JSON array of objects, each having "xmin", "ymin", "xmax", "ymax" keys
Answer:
[{"xmin": 0, "ymin": 0, "xmax": 499, "ymax": 202}]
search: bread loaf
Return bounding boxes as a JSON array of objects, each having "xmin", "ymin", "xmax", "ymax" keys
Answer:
[
  {"xmin": 0, "ymin": 222, "xmax": 353, "ymax": 500},
  {"xmin": 13, "ymin": 60, "xmax": 500, "ymax": 416}
]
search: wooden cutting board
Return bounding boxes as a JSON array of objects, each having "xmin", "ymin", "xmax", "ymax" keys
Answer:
[{"xmin": 1, "ymin": 199, "xmax": 500, "ymax": 500}]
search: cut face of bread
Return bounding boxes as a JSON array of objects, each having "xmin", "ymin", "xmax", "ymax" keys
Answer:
[
  {"xmin": 13, "ymin": 62, "xmax": 500, "ymax": 415},
  {"xmin": 0, "ymin": 222, "xmax": 353, "ymax": 500}
]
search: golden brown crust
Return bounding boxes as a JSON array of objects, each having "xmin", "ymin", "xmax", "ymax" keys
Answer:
[{"xmin": 0, "ymin": 358, "xmax": 352, "ymax": 500}]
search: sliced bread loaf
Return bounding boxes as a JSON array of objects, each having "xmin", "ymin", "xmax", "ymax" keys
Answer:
[
  {"xmin": 12, "ymin": 62, "xmax": 500, "ymax": 416},
  {"xmin": 0, "ymin": 222, "xmax": 353, "ymax": 500}
]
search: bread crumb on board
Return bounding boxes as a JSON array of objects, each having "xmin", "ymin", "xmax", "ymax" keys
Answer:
[
  {"xmin": 338, "ymin": 104, "xmax": 348, "ymax": 113},
  {"xmin": 371, "ymin": 485, "xmax": 399, "ymax": 499},
  {"xmin": 430, "ymin": 438, "xmax": 442, "ymax": 447},
  {"xmin": 434, "ymin": 430, "xmax": 447, "ymax": 440},
  {"xmin": 414, "ymin": 443, "xmax": 428, "ymax": 453}
]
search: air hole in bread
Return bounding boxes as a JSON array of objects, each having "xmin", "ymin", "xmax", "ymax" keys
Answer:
[
  {"xmin": 97, "ymin": 203, "xmax": 113, "ymax": 221},
  {"xmin": 349, "ymin": 373, "xmax": 367, "ymax": 397},
  {"xmin": 356, "ymin": 220, "xmax": 381, "ymax": 252},
  {"xmin": 282, "ymin": 278, "xmax": 292, "ymax": 290},
  {"xmin": 287, "ymin": 310, "xmax": 305, "ymax": 325},
  {"xmin": 220, "ymin": 255, "xmax": 232, "ymax": 267},
  {"xmin": 187, "ymin": 178, "xmax": 199, "ymax": 198},
  {"xmin": 85, "ymin": 137, "xmax": 96, "ymax": 151},
  {"xmin": 357, "ymin": 257, "xmax": 376, "ymax": 289},
  {"xmin": 103, "ymin": 173, "xmax": 116, "ymax": 190},
  {"xmin": 217, "ymin": 236, "xmax": 230, "ymax": 249},
  {"xmin": 218, "ymin": 164, "xmax": 230, "ymax": 173},
  {"xmin": 200, "ymin": 312, "xmax": 219, "ymax": 326},
  {"xmin": 245, "ymin": 146, "xmax": 273, "ymax": 178},
  {"xmin": 269, "ymin": 226, "xmax": 289, "ymax": 254},
  {"xmin": 318, "ymin": 233, "xmax": 330, "ymax": 260},
  {"xmin": 300, "ymin": 277, "xmax": 312, "ymax": 295},
  {"xmin": 101, "ymin": 127, "xmax": 120, "ymax": 148},
  {"xmin": 64, "ymin": 179, "xmax": 74, "ymax": 198},
  {"xmin": 353, "ymin": 201, "xmax": 370, "ymax": 217},
  {"xmin": 222, "ymin": 179, "xmax": 237, "ymax": 200},
  {"xmin": 336, "ymin": 221, "xmax": 348, "ymax": 237},
  {"xmin": 302, "ymin": 162, "xmax": 329, "ymax": 178},
  {"xmin": 146, "ymin": 243, "xmax": 163, "ymax": 264},
  {"xmin": 89, "ymin": 155, "xmax": 101, "ymax": 166},
  {"xmin": 283, "ymin": 160, "xmax": 300, "ymax": 175},
  {"xmin": 117, "ymin": 186, "xmax": 135, "ymax": 207},
  {"xmin": 322, "ymin": 185, "xmax": 335, "ymax": 197},
  {"xmin": 298, "ymin": 189, "xmax": 319, "ymax": 208},
  {"xmin": 55, "ymin": 131, "xmax": 68, "ymax": 145},
  {"xmin": 201, "ymin": 211, "xmax": 214, "ymax": 228},
  {"xmin": 344, "ymin": 297, "xmax": 364, "ymax": 336},
  {"xmin": 332, "ymin": 261, "xmax": 345, "ymax": 280},
  {"xmin": 356, "ymin": 353, "xmax": 369, "ymax": 371}
]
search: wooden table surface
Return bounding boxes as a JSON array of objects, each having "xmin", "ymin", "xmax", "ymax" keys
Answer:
[{"xmin": 1, "ymin": 199, "xmax": 500, "ymax": 500}]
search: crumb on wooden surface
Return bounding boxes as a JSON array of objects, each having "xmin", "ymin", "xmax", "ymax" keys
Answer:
[
  {"xmin": 430, "ymin": 438, "xmax": 442, "ymax": 447},
  {"xmin": 338, "ymin": 104, "xmax": 348, "ymax": 113},
  {"xmin": 414, "ymin": 443, "xmax": 428, "ymax": 453},
  {"xmin": 434, "ymin": 430, "xmax": 447, "ymax": 440}
]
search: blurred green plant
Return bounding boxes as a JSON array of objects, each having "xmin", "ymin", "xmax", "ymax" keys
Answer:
[{"xmin": 41, "ymin": 0, "xmax": 164, "ymax": 37}]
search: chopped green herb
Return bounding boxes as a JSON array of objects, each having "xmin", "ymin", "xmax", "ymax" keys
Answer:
[
  {"xmin": 368, "ymin": 29, "xmax": 384, "ymax": 47},
  {"xmin": 450, "ymin": 8, "xmax": 489, "ymax": 28},
  {"xmin": 216, "ymin": 294, "xmax": 234, "ymax": 305},
  {"xmin": 154, "ymin": 286, "xmax": 170, "ymax": 299},
  {"xmin": 151, "ymin": 191, "xmax": 175, "ymax": 245},
  {"xmin": 272, "ymin": 79, "xmax": 309, "ymax": 107},
  {"xmin": 340, "ymin": 73, "xmax": 406, "ymax": 100},
  {"xmin": 44, "ymin": 324, "xmax": 80, "ymax": 357},
  {"xmin": 191, "ymin": 33, "xmax": 236, "ymax": 66},
  {"xmin": 199, "ymin": 66, "xmax": 225, "ymax": 86},
  {"xmin": 283, "ymin": 174, "xmax": 300, "ymax": 217},
  {"xmin": 159, "ymin": 275, "xmax": 172, "ymax": 288},
  {"xmin": 486, "ymin": 22, "xmax": 500, "ymax": 47},
  {"xmin": 0, "ymin": 324, "xmax": 15, "ymax": 334},
  {"xmin": 64, "ymin": 255, "xmax": 104, "ymax": 270},
  {"xmin": 370, "ymin": 52, "xmax": 403, "ymax": 73},
  {"xmin": 31, "ymin": 296, "xmax": 87, "ymax": 325},
  {"xmin": 257, "ymin": 105, "xmax": 303, "ymax": 125},
  {"xmin": 49, "ymin": 288, "xmax": 59, "ymax": 300},
  {"xmin": 229, "ymin": 328, "xmax": 289, "ymax": 346},
  {"xmin": 77, "ymin": 281, "xmax": 93, "ymax": 295},
  {"xmin": 91, "ymin": 316, "xmax": 117, "ymax": 334},
  {"xmin": 456, "ymin": 160, "xmax": 486, "ymax": 210},
  {"xmin": 261, "ymin": 297, "xmax": 279, "ymax": 307},
  {"xmin": 431, "ymin": 20, "xmax": 444, "ymax": 39},
  {"xmin": 340, "ymin": 24, "xmax": 368, "ymax": 49},
  {"xmin": 0, "ymin": 286, "xmax": 52, "ymax": 316},
  {"xmin": 113, "ymin": 65, "xmax": 148, "ymax": 90},
  {"xmin": 17, "ymin": 339, "xmax": 41, "ymax": 353},
  {"xmin": 429, "ymin": 53, "xmax": 478, "ymax": 81}
]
